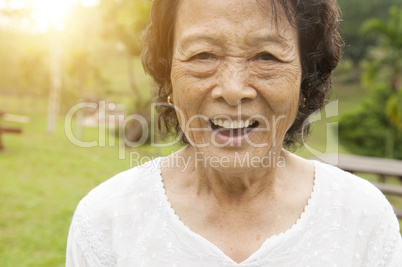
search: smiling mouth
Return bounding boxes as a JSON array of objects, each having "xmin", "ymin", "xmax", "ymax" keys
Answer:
[{"xmin": 209, "ymin": 118, "xmax": 259, "ymax": 137}]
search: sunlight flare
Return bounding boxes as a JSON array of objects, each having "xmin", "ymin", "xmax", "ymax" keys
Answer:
[{"xmin": 28, "ymin": 0, "xmax": 98, "ymax": 32}]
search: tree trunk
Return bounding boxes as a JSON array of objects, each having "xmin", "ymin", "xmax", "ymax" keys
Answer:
[
  {"xmin": 47, "ymin": 33, "xmax": 62, "ymax": 134},
  {"xmin": 75, "ymin": 65, "xmax": 88, "ymax": 139},
  {"xmin": 351, "ymin": 61, "xmax": 360, "ymax": 83},
  {"xmin": 125, "ymin": 55, "xmax": 151, "ymax": 145},
  {"xmin": 127, "ymin": 56, "xmax": 141, "ymax": 103},
  {"xmin": 391, "ymin": 66, "xmax": 400, "ymax": 93},
  {"xmin": 385, "ymin": 127, "xmax": 394, "ymax": 159}
]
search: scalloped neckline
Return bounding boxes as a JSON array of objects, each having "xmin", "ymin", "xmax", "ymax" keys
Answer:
[{"xmin": 155, "ymin": 157, "xmax": 320, "ymax": 265}]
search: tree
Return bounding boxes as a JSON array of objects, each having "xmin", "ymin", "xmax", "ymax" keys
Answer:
[
  {"xmin": 99, "ymin": 0, "xmax": 151, "ymax": 102},
  {"xmin": 339, "ymin": 87, "xmax": 402, "ymax": 159},
  {"xmin": 98, "ymin": 0, "xmax": 152, "ymax": 144},
  {"xmin": 337, "ymin": 0, "xmax": 400, "ymax": 81},
  {"xmin": 19, "ymin": 44, "xmax": 49, "ymax": 97},
  {"xmin": 339, "ymin": 7, "xmax": 402, "ymax": 159},
  {"xmin": 362, "ymin": 6, "xmax": 402, "ymax": 156},
  {"xmin": 361, "ymin": 6, "xmax": 402, "ymax": 93}
]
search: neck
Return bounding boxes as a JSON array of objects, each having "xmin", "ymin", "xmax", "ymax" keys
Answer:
[{"xmin": 178, "ymin": 146, "xmax": 290, "ymax": 206}]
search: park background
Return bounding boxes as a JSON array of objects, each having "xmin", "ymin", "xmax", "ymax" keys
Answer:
[{"xmin": 0, "ymin": 0, "xmax": 401, "ymax": 266}]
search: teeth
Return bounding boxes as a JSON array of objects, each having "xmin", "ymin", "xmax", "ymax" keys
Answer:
[{"xmin": 211, "ymin": 119, "xmax": 257, "ymax": 129}]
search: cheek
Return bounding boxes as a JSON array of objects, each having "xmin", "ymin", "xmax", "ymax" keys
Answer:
[
  {"xmin": 170, "ymin": 63, "xmax": 188, "ymax": 92},
  {"xmin": 171, "ymin": 64, "xmax": 212, "ymax": 134},
  {"xmin": 171, "ymin": 64, "xmax": 215, "ymax": 111},
  {"xmin": 255, "ymin": 64, "xmax": 301, "ymax": 112},
  {"xmin": 274, "ymin": 69, "xmax": 301, "ymax": 134}
]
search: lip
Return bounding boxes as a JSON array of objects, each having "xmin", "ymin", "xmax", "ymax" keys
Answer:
[
  {"xmin": 207, "ymin": 117, "xmax": 258, "ymax": 147},
  {"xmin": 209, "ymin": 115, "xmax": 259, "ymax": 122}
]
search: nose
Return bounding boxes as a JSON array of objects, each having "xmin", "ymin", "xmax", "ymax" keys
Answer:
[{"xmin": 211, "ymin": 63, "xmax": 257, "ymax": 106}]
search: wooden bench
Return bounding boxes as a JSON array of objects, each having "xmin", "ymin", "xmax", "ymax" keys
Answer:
[
  {"xmin": 0, "ymin": 111, "xmax": 28, "ymax": 152},
  {"xmin": 316, "ymin": 154, "xmax": 402, "ymax": 219}
]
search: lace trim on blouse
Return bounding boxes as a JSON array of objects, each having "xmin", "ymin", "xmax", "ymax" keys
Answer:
[{"xmin": 156, "ymin": 157, "xmax": 320, "ymax": 264}]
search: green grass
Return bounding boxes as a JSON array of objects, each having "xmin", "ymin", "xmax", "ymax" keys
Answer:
[
  {"xmin": 0, "ymin": 63, "xmax": 401, "ymax": 266},
  {"xmin": 0, "ymin": 111, "xmax": 180, "ymax": 266}
]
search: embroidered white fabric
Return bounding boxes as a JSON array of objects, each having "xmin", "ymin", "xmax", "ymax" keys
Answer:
[{"xmin": 66, "ymin": 158, "xmax": 402, "ymax": 266}]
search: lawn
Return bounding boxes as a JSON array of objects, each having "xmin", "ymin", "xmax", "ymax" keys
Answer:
[
  {"xmin": 0, "ymin": 108, "xmax": 180, "ymax": 266},
  {"xmin": 0, "ymin": 64, "xmax": 401, "ymax": 266}
]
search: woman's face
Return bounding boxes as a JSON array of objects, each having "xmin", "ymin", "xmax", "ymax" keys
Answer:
[{"xmin": 171, "ymin": 0, "xmax": 302, "ymax": 171}]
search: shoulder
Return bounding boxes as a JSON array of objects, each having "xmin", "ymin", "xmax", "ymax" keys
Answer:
[
  {"xmin": 67, "ymin": 158, "xmax": 163, "ymax": 263},
  {"xmin": 313, "ymin": 160, "xmax": 391, "ymax": 212},
  {"xmin": 66, "ymin": 157, "xmax": 163, "ymax": 266},
  {"xmin": 311, "ymin": 161, "xmax": 401, "ymax": 264},
  {"xmin": 76, "ymin": 157, "xmax": 163, "ymax": 216},
  {"xmin": 311, "ymin": 160, "xmax": 399, "ymax": 232},
  {"xmin": 68, "ymin": 157, "xmax": 164, "ymax": 238}
]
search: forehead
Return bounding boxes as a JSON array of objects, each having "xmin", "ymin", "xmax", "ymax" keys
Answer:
[{"xmin": 174, "ymin": 0, "xmax": 296, "ymax": 45}]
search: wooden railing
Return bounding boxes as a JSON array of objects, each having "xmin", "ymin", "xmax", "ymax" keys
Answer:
[{"xmin": 316, "ymin": 154, "xmax": 402, "ymax": 219}]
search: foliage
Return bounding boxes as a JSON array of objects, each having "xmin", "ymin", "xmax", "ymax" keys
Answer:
[
  {"xmin": 361, "ymin": 6, "xmax": 402, "ymax": 92},
  {"xmin": 339, "ymin": 6, "xmax": 402, "ymax": 159},
  {"xmin": 98, "ymin": 0, "xmax": 153, "ymax": 144},
  {"xmin": 19, "ymin": 44, "xmax": 49, "ymax": 97},
  {"xmin": 99, "ymin": 0, "xmax": 151, "ymax": 57},
  {"xmin": 386, "ymin": 92, "xmax": 402, "ymax": 129},
  {"xmin": 339, "ymin": 87, "xmax": 402, "ymax": 159},
  {"xmin": 59, "ymin": 5, "xmax": 111, "ymax": 110},
  {"xmin": 98, "ymin": 0, "xmax": 151, "ymax": 101},
  {"xmin": 0, "ymin": 2, "xmax": 151, "ymax": 120},
  {"xmin": 337, "ymin": 0, "xmax": 400, "ymax": 80},
  {"xmin": 362, "ymin": 6, "xmax": 402, "ymax": 132},
  {"xmin": 0, "ymin": 30, "xmax": 49, "ymax": 96}
]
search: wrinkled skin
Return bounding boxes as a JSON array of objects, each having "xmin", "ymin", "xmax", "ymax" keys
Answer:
[{"xmin": 171, "ymin": 0, "xmax": 302, "ymax": 172}]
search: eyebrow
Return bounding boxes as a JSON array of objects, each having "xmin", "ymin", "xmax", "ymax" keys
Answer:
[
  {"xmin": 178, "ymin": 33, "xmax": 224, "ymax": 50},
  {"xmin": 178, "ymin": 31, "xmax": 291, "ymax": 50},
  {"xmin": 245, "ymin": 33, "xmax": 291, "ymax": 47}
]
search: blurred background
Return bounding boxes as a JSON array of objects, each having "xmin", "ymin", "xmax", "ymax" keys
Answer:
[{"xmin": 0, "ymin": 0, "xmax": 401, "ymax": 265}]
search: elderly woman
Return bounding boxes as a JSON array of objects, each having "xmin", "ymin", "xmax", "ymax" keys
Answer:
[{"xmin": 66, "ymin": 0, "xmax": 402, "ymax": 265}]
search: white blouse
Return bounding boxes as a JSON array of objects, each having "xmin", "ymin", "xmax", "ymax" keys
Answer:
[{"xmin": 66, "ymin": 157, "xmax": 402, "ymax": 266}]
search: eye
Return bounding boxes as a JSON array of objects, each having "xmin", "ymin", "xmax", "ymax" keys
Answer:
[
  {"xmin": 192, "ymin": 52, "xmax": 215, "ymax": 60},
  {"xmin": 257, "ymin": 53, "xmax": 277, "ymax": 61}
]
